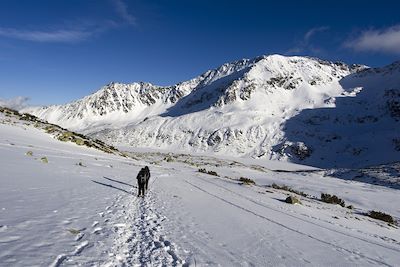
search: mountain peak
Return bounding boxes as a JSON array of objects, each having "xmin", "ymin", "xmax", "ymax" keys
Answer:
[{"xmin": 24, "ymin": 54, "xmax": 360, "ymax": 130}]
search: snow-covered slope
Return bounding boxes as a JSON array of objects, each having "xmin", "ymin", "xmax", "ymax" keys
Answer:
[
  {"xmin": 24, "ymin": 55, "xmax": 400, "ymax": 168},
  {"xmin": 1, "ymin": 111, "xmax": 400, "ymax": 266},
  {"xmin": 277, "ymin": 61, "xmax": 400, "ymax": 167},
  {"xmin": 23, "ymin": 57, "xmax": 255, "ymax": 133}
]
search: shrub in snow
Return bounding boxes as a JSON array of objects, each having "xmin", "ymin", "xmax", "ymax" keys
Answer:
[
  {"xmin": 367, "ymin": 211, "xmax": 396, "ymax": 225},
  {"xmin": 198, "ymin": 168, "xmax": 207, "ymax": 173},
  {"xmin": 20, "ymin": 113, "xmax": 39, "ymax": 122},
  {"xmin": 271, "ymin": 183, "xmax": 308, "ymax": 197},
  {"xmin": 58, "ymin": 131, "xmax": 74, "ymax": 141},
  {"xmin": 44, "ymin": 125, "xmax": 57, "ymax": 133},
  {"xmin": 321, "ymin": 193, "xmax": 345, "ymax": 207},
  {"xmin": 239, "ymin": 177, "xmax": 255, "ymax": 185},
  {"xmin": 0, "ymin": 106, "xmax": 19, "ymax": 116},
  {"xmin": 285, "ymin": 196, "xmax": 301, "ymax": 204},
  {"xmin": 75, "ymin": 138, "xmax": 85, "ymax": 146},
  {"xmin": 40, "ymin": 157, "xmax": 48, "ymax": 164},
  {"xmin": 198, "ymin": 168, "xmax": 218, "ymax": 176},
  {"xmin": 67, "ymin": 228, "xmax": 81, "ymax": 235},
  {"xmin": 164, "ymin": 156, "xmax": 174, "ymax": 162},
  {"xmin": 25, "ymin": 151, "xmax": 33, "ymax": 156},
  {"xmin": 207, "ymin": 170, "xmax": 218, "ymax": 176}
]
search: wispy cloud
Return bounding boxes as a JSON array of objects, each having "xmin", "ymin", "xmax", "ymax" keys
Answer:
[
  {"xmin": 0, "ymin": 0, "xmax": 135, "ymax": 43},
  {"xmin": 344, "ymin": 25, "xmax": 400, "ymax": 54},
  {"xmin": 112, "ymin": 0, "xmax": 136, "ymax": 25},
  {"xmin": 286, "ymin": 26, "xmax": 329, "ymax": 55},
  {"xmin": 304, "ymin": 26, "xmax": 329, "ymax": 43},
  {"xmin": 0, "ymin": 18, "xmax": 119, "ymax": 43},
  {"xmin": 0, "ymin": 96, "xmax": 30, "ymax": 110},
  {"xmin": 0, "ymin": 27, "xmax": 94, "ymax": 43}
]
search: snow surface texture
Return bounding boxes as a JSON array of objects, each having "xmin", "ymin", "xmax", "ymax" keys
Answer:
[
  {"xmin": 24, "ymin": 54, "xmax": 400, "ymax": 168},
  {"xmin": 1, "ymin": 112, "xmax": 400, "ymax": 266}
]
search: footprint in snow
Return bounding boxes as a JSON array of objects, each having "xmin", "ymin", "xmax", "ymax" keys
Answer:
[
  {"xmin": 73, "ymin": 240, "xmax": 90, "ymax": 255},
  {"xmin": 75, "ymin": 233, "xmax": 85, "ymax": 241},
  {"xmin": 92, "ymin": 227, "xmax": 103, "ymax": 234}
]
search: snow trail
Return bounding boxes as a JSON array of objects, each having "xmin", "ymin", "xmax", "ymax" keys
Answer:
[{"xmin": 104, "ymin": 175, "xmax": 185, "ymax": 267}]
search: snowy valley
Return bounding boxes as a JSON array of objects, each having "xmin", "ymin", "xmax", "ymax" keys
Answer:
[
  {"xmin": 1, "ymin": 108, "xmax": 400, "ymax": 266},
  {"xmin": 1, "ymin": 53, "xmax": 400, "ymax": 266}
]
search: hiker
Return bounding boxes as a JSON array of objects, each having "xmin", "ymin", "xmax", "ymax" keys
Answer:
[
  {"xmin": 144, "ymin": 166, "xmax": 150, "ymax": 190},
  {"xmin": 137, "ymin": 167, "xmax": 147, "ymax": 197}
]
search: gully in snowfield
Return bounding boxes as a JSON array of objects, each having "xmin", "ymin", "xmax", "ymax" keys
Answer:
[{"xmin": 137, "ymin": 166, "xmax": 150, "ymax": 197}]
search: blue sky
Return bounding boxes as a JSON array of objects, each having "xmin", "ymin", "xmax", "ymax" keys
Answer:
[{"xmin": 0, "ymin": 0, "xmax": 399, "ymax": 106}]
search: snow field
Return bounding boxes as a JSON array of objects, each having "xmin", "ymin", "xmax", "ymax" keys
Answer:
[{"xmin": 1, "ymin": 115, "xmax": 400, "ymax": 266}]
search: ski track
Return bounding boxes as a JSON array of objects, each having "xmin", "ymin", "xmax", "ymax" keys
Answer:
[
  {"xmin": 194, "ymin": 174, "xmax": 400, "ymax": 252},
  {"xmin": 182, "ymin": 176, "xmax": 396, "ymax": 267}
]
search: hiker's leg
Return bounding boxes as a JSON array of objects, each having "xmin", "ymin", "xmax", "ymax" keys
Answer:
[
  {"xmin": 145, "ymin": 180, "xmax": 148, "ymax": 190},
  {"xmin": 141, "ymin": 183, "xmax": 145, "ymax": 196}
]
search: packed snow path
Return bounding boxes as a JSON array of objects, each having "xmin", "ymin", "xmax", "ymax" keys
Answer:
[
  {"xmin": 103, "ymin": 176, "xmax": 184, "ymax": 266},
  {"xmin": 1, "ymin": 118, "xmax": 400, "ymax": 266}
]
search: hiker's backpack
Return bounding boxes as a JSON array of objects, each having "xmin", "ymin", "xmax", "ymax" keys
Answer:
[
  {"xmin": 140, "ymin": 174, "xmax": 147, "ymax": 184},
  {"xmin": 138, "ymin": 169, "xmax": 147, "ymax": 183}
]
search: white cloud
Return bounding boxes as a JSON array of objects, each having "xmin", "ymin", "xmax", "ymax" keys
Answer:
[
  {"xmin": 0, "ymin": 27, "xmax": 93, "ymax": 43},
  {"xmin": 112, "ymin": 0, "xmax": 136, "ymax": 25},
  {"xmin": 0, "ymin": 1, "xmax": 136, "ymax": 44},
  {"xmin": 0, "ymin": 96, "xmax": 30, "ymax": 110},
  {"xmin": 0, "ymin": 19, "xmax": 118, "ymax": 43},
  {"xmin": 304, "ymin": 26, "xmax": 329, "ymax": 43},
  {"xmin": 344, "ymin": 25, "xmax": 400, "ymax": 54},
  {"xmin": 0, "ymin": 1, "xmax": 134, "ymax": 44},
  {"xmin": 286, "ymin": 26, "xmax": 329, "ymax": 55}
]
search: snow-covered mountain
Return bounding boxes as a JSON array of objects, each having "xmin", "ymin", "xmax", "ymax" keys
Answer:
[
  {"xmin": 23, "ymin": 57, "xmax": 255, "ymax": 132},
  {"xmin": 278, "ymin": 61, "xmax": 400, "ymax": 167},
  {"xmin": 24, "ymin": 54, "xmax": 400, "ymax": 168}
]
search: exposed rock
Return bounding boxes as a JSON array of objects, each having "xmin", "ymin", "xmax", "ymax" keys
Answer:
[
  {"xmin": 385, "ymin": 89, "xmax": 400, "ymax": 118},
  {"xmin": 277, "ymin": 142, "xmax": 312, "ymax": 161}
]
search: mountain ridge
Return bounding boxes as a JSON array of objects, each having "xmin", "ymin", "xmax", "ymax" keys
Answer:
[
  {"xmin": 22, "ymin": 54, "xmax": 400, "ymax": 168},
  {"xmin": 24, "ymin": 54, "xmax": 366, "ymax": 128}
]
